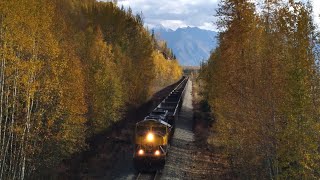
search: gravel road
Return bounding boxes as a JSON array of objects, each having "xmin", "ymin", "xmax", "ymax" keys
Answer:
[
  {"xmin": 159, "ymin": 79, "xmax": 199, "ymax": 180},
  {"xmin": 160, "ymin": 79, "xmax": 231, "ymax": 180}
]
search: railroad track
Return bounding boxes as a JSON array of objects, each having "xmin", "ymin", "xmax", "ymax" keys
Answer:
[{"xmin": 136, "ymin": 171, "xmax": 159, "ymax": 180}]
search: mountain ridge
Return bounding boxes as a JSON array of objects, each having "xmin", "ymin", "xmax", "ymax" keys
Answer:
[{"xmin": 153, "ymin": 26, "xmax": 218, "ymax": 66}]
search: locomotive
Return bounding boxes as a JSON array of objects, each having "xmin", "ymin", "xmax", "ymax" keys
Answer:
[{"xmin": 133, "ymin": 77, "xmax": 188, "ymax": 171}]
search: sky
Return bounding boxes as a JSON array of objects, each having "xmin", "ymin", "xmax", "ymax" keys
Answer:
[{"xmin": 106, "ymin": 0, "xmax": 320, "ymax": 31}]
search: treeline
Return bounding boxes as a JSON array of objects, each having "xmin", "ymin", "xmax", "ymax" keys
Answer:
[
  {"xmin": 200, "ymin": 0, "xmax": 320, "ymax": 178},
  {"xmin": 151, "ymin": 33, "xmax": 181, "ymax": 89},
  {"xmin": 151, "ymin": 30, "xmax": 177, "ymax": 61},
  {"xmin": 0, "ymin": 0, "xmax": 181, "ymax": 179}
]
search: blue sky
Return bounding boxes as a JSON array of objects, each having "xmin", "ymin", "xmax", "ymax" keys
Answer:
[{"xmin": 106, "ymin": 0, "xmax": 320, "ymax": 31}]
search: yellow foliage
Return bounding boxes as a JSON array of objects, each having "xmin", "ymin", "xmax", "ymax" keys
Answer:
[
  {"xmin": 151, "ymin": 51, "xmax": 182, "ymax": 93},
  {"xmin": 0, "ymin": 0, "xmax": 183, "ymax": 178}
]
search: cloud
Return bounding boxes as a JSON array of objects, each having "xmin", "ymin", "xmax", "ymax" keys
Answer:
[
  {"xmin": 313, "ymin": 0, "xmax": 320, "ymax": 28},
  {"xmin": 160, "ymin": 20, "xmax": 188, "ymax": 30},
  {"xmin": 114, "ymin": 0, "xmax": 219, "ymax": 31},
  {"xmin": 111, "ymin": 0, "xmax": 320, "ymax": 31},
  {"xmin": 199, "ymin": 22, "xmax": 216, "ymax": 31}
]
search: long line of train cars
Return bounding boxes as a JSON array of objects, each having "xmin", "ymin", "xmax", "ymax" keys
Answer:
[{"xmin": 133, "ymin": 76, "xmax": 189, "ymax": 171}]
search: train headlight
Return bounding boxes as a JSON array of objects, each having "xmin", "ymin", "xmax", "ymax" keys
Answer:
[
  {"xmin": 138, "ymin": 149, "xmax": 144, "ymax": 155},
  {"xmin": 146, "ymin": 132, "xmax": 154, "ymax": 142},
  {"xmin": 154, "ymin": 150, "xmax": 160, "ymax": 156}
]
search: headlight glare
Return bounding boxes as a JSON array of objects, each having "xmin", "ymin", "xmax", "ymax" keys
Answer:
[
  {"xmin": 146, "ymin": 132, "xmax": 154, "ymax": 142},
  {"xmin": 154, "ymin": 150, "xmax": 160, "ymax": 156},
  {"xmin": 138, "ymin": 149, "xmax": 144, "ymax": 155}
]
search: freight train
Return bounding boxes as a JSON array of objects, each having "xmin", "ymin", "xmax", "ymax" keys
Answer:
[{"xmin": 133, "ymin": 77, "xmax": 188, "ymax": 171}]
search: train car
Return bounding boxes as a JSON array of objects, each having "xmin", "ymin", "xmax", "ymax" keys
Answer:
[{"xmin": 133, "ymin": 77, "xmax": 188, "ymax": 171}]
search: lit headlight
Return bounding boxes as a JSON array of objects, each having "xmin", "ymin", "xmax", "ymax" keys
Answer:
[
  {"xmin": 154, "ymin": 150, "xmax": 160, "ymax": 156},
  {"xmin": 138, "ymin": 149, "xmax": 144, "ymax": 155},
  {"xmin": 146, "ymin": 132, "xmax": 154, "ymax": 142}
]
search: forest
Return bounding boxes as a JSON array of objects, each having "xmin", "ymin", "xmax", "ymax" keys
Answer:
[
  {"xmin": 200, "ymin": 0, "xmax": 320, "ymax": 178},
  {"xmin": 0, "ymin": 0, "xmax": 182, "ymax": 179}
]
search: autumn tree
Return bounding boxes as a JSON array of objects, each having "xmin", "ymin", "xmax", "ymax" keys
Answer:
[
  {"xmin": 0, "ymin": 0, "xmax": 183, "ymax": 178},
  {"xmin": 200, "ymin": 0, "xmax": 320, "ymax": 178}
]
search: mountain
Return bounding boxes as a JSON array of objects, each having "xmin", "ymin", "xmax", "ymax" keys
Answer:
[{"xmin": 153, "ymin": 26, "xmax": 218, "ymax": 66}]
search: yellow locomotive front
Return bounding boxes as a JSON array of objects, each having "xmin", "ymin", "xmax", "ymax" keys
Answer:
[{"xmin": 133, "ymin": 119, "xmax": 171, "ymax": 170}]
